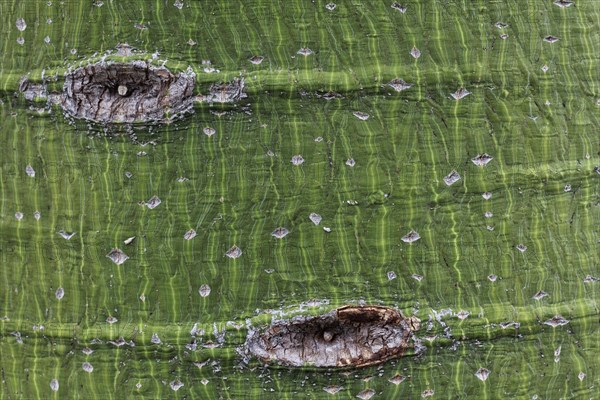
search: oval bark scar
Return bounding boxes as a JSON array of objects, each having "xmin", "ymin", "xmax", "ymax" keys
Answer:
[
  {"xmin": 245, "ymin": 305, "xmax": 420, "ymax": 368},
  {"xmin": 61, "ymin": 61, "xmax": 196, "ymax": 123}
]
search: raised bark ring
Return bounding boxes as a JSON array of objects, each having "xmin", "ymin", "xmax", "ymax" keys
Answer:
[
  {"xmin": 245, "ymin": 305, "xmax": 420, "ymax": 368},
  {"xmin": 61, "ymin": 61, "xmax": 196, "ymax": 123}
]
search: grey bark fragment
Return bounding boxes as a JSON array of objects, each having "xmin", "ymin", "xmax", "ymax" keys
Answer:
[
  {"xmin": 19, "ymin": 77, "xmax": 47, "ymax": 101},
  {"xmin": 199, "ymin": 78, "xmax": 247, "ymax": 103}
]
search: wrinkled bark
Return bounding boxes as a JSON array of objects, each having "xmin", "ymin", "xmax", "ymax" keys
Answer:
[
  {"xmin": 61, "ymin": 61, "xmax": 196, "ymax": 123},
  {"xmin": 245, "ymin": 305, "xmax": 420, "ymax": 368}
]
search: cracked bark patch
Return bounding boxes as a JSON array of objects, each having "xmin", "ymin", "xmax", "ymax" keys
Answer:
[
  {"xmin": 245, "ymin": 305, "xmax": 420, "ymax": 368},
  {"xmin": 20, "ymin": 62, "xmax": 248, "ymax": 124},
  {"xmin": 60, "ymin": 61, "xmax": 196, "ymax": 123}
]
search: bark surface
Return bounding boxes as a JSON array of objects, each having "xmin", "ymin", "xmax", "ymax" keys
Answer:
[
  {"xmin": 245, "ymin": 305, "xmax": 419, "ymax": 368},
  {"xmin": 20, "ymin": 62, "xmax": 248, "ymax": 124},
  {"xmin": 61, "ymin": 61, "xmax": 196, "ymax": 123}
]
